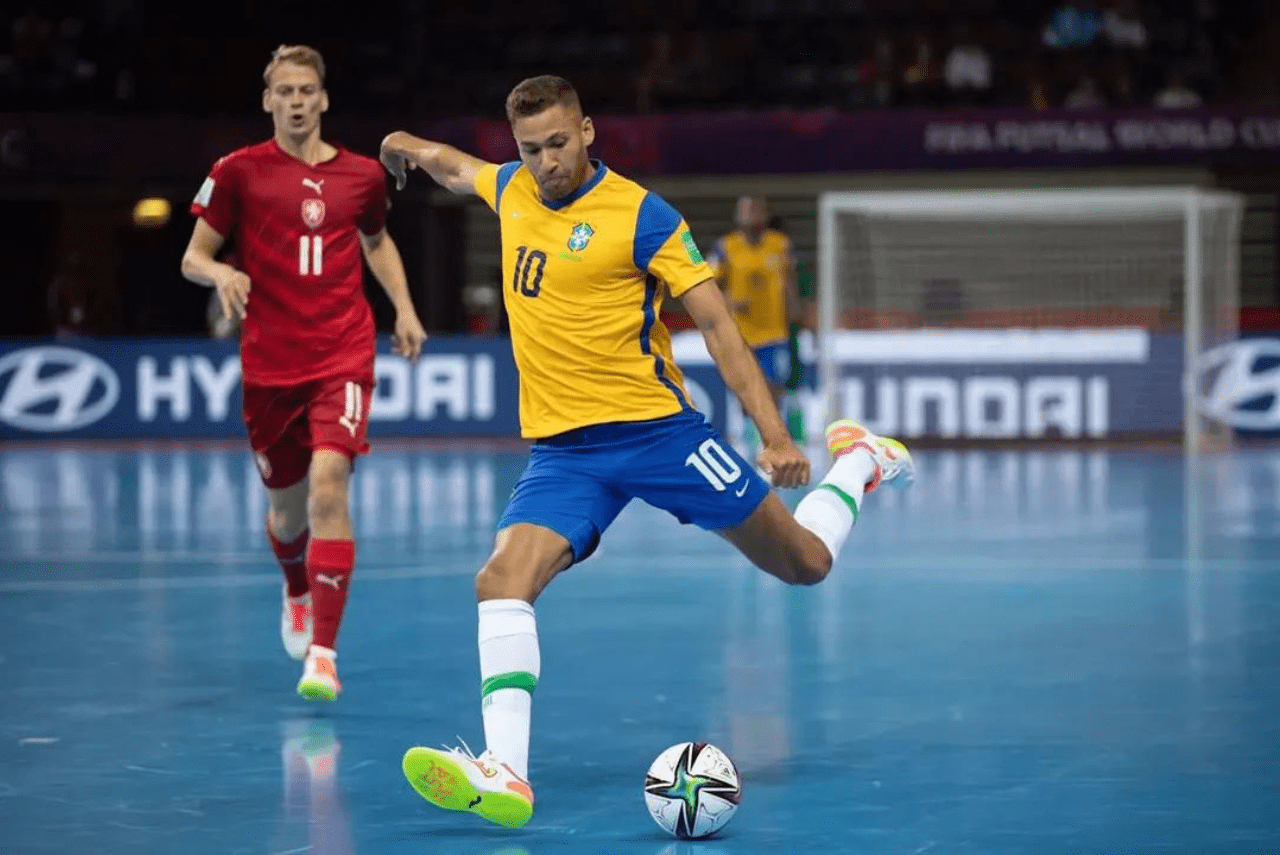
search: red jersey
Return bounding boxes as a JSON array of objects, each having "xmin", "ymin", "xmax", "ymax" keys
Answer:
[{"xmin": 191, "ymin": 139, "xmax": 387, "ymax": 386}]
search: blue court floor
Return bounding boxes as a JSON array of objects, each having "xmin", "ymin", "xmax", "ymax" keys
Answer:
[{"xmin": 1, "ymin": 441, "xmax": 1278, "ymax": 855}]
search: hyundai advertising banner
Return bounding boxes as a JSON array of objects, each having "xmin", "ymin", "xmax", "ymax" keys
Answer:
[
  {"xmin": 0, "ymin": 336, "xmax": 519, "ymax": 441},
  {"xmin": 1, "ymin": 331, "xmax": 1276, "ymax": 441}
]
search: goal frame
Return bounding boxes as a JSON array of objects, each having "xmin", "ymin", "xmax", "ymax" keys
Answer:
[{"xmin": 815, "ymin": 186, "xmax": 1245, "ymax": 455}]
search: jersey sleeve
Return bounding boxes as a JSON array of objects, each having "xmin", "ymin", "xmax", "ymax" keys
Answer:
[
  {"xmin": 633, "ymin": 192, "xmax": 712, "ymax": 299},
  {"xmin": 474, "ymin": 164, "xmax": 499, "ymax": 210},
  {"xmin": 190, "ymin": 154, "xmax": 240, "ymax": 238},
  {"xmin": 474, "ymin": 161, "xmax": 521, "ymax": 213},
  {"xmin": 356, "ymin": 167, "xmax": 390, "ymax": 235},
  {"xmin": 778, "ymin": 233, "xmax": 795, "ymax": 259}
]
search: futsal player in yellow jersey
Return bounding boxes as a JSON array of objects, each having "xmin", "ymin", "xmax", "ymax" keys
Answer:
[
  {"xmin": 380, "ymin": 75, "xmax": 916, "ymax": 830},
  {"xmin": 708, "ymin": 196, "xmax": 799, "ymax": 406},
  {"xmin": 709, "ymin": 196, "xmax": 803, "ymax": 446}
]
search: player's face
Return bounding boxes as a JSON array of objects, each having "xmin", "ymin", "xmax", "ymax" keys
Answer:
[
  {"xmin": 263, "ymin": 62, "xmax": 328, "ymax": 139},
  {"xmin": 512, "ymin": 103, "xmax": 595, "ymax": 201},
  {"xmin": 735, "ymin": 197, "xmax": 768, "ymax": 233}
]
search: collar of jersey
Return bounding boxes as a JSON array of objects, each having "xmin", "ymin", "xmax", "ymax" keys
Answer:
[
  {"xmin": 540, "ymin": 159, "xmax": 606, "ymax": 211},
  {"xmin": 270, "ymin": 138, "xmax": 343, "ymax": 168}
]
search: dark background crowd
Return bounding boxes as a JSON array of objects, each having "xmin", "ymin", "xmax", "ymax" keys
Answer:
[
  {"xmin": 3, "ymin": 0, "xmax": 1279, "ymax": 341},
  {"xmin": 3, "ymin": 0, "xmax": 1276, "ymax": 117}
]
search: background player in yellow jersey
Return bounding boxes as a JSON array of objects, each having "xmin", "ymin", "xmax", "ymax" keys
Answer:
[
  {"xmin": 380, "ymin": 75, "xmax": 915, "ymax": 829},
  {"xmin": 708, "ymin": 196, "xmax": 803, "ymax": 447},
  {"xmin": 709, "ymin": 196, "xmax": 798, "ymax": 408}
]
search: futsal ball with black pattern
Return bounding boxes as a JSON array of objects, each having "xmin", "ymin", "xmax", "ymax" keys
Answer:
[{"xmin": 643, "ymin": 742, "xmax": 741, "ymax": 839}]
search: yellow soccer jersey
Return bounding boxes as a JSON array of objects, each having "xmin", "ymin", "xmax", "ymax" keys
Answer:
[
  {"xmin": 475, "ymin": 160, "xmax": 713, "ymax": 438},
  {"xmin": 708, "ymin": 229, "xmax": 792, "ymax": 348}
]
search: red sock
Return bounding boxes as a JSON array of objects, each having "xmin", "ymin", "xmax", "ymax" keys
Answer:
[
  {"xmin": 268, "ymin": 525, "xmax": 310, "ymax": 597},
  {"xmin": 307, "ymin": 539, "xmax": 354, "ymax": 650}
]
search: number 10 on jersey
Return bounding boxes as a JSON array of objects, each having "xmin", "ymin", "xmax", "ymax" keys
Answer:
[
  {"xmin": 512, "ymin": 246, "xmax": 545, "ymax": 297},
  {"xmin": 299, "ymin": 235, "xmax": 323, "ymax": 276}
]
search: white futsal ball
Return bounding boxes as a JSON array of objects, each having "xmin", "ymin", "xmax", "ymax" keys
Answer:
[{"xmin": 643, "ymin": 742, "xmax": 741, "ymax": 839}]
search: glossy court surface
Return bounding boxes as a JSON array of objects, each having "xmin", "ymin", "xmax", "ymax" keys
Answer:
[{"xmin": 2, "ymin": 441, "xmax": 1277, "ymax": 855}]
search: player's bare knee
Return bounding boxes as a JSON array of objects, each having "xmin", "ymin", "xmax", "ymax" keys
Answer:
[
  {"xmin": 306, "ymin": 480, "xmax": 348, "ymax": 528},
  {"xmin": 475, "ymin": 556, "xmax": 537, "ymax": 602},
  {"xmin": 267, "ymin": 507, "xmax": 306, "ymax": 542},
  {"xmin": 267, "ymin": 486, "xmax": 308, "ymax": 540}
]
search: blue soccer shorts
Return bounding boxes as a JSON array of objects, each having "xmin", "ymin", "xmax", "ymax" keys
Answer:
[
  {"xmin": 753, "ymin": 342, "xmax": 790, "ymax": 387},
  {"xmin": 497, "ymin": 410, "xmax": 771, "ymax": 563}
]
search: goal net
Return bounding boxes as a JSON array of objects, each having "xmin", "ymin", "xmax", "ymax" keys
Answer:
[{"xmin": 815, "ymin": 188, "xmax": 1244, "ymax": 453}]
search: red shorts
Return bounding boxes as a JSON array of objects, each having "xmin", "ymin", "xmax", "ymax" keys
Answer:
[{"xmin": 243, "ymin": 376, "xmax": 374, "ymax": 489}]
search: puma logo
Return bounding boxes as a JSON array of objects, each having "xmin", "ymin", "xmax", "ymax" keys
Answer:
[
  {"xmin": 315, "ymin": 573, "xmax": 345, "ymax": 590},
  {"xmin": 468, "ymin": 796, "xmax": 482, "ymax": 808},
  {"xmin": 302, "ymin": 177, "xmax": 324, "ymax": 195}
]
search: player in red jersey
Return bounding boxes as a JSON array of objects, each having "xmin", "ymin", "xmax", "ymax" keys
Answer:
[{"xmin": 180, "ymin": 45, "xmax": 426, "ymax": 702}]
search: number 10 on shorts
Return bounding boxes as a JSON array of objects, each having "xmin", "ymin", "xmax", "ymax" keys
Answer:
[{"xmin": 685, "ymin": 438, "xmax": 742, "ymax": 492}]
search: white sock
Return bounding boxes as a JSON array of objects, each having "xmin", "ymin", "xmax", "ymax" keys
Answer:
[
  {"xmin": 308, "ymin": 644, "xmax": 335, "ymax": 660},
  {"xmin": 478, "ymin": 598, "xmax": 539, "ymax": 781},
  {"xmin": 793, "ymin": 448, "xmax": 876, "ymax": 563}
]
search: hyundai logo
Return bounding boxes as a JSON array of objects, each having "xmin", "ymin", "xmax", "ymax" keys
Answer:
[
  {"xmin": 0, "ymin": 346, "xmax": 120, "ymax": 431},
  {"xmin": 1196, "ymin": 338, "xmax": 1280, "ymax": 430}
]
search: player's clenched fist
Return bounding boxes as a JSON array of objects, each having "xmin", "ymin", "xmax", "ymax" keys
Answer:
[
  {"xmin": 758, "ymin": 440, "xmax": 811, "ymax": 489},
  {"xmin": 214, "ymin": 268, "xmax": 251, "ymax": 321}
]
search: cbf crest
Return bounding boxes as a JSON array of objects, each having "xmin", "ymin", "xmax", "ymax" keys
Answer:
[
  {"xmin": 567, "ymin": 222, "xmax": 595, "ymax": 252},
  {"xmin": 301, "ymin": 198, "xmax": 326, "ymax": 229}
]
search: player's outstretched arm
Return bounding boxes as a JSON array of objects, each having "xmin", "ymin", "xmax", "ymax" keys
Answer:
[
  {"xmin": 681, "ymin": 280, "xmax": 810, "ymax": 488},
  {"xmin": 379, "ymin": 131, "xmax": 492, "ymax": 195},
  {"xmin": 181, "ymin": 218, "xmax": 251, "ymax": 321},
  {"xmin": 360, "ymin": 229, "xmax": 427, "ymax": 361}
]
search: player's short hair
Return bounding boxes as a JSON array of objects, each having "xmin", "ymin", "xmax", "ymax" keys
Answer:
[
  {"xmin": 505, "ymin": 75, "xmax": 582, "ymax": 122},
  {"xmin": 263, "ymin": 45, "xmax": 326, "ymax": 87}
]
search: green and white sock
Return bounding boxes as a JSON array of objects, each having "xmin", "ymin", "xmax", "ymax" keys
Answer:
[
  {"xmin": 793, "ymin": 448, "xmax": 876, "ymax": 562},
  {"xmin": 478, "ymin": 598, "xmax": 539, "ymax": 780}
]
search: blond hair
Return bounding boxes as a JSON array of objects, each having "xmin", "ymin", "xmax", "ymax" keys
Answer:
[{"xmin": 263, "ymin": 44, "xmax": 326, "ymax": 87}]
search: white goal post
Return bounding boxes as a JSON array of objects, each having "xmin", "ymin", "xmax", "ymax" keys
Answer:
[{"xmin": 815, "ymin": 187, "xmax": 1245, "ymax": 453}]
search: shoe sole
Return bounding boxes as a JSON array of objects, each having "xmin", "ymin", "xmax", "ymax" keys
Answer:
[
  {"xmin": 402, "ymin": 746, "xmax": 533, "ymax": 828},
  {"xmin": 297, "ymin": 678, "xmax": 338, "ymax": 702}
]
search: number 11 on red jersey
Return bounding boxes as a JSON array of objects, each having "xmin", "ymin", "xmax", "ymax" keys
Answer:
[{"xmin": 299, "ymin": 235, "xmax": 323, "ymax": 276}]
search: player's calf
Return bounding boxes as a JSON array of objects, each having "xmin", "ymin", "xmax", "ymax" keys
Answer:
[
  {"xmin": 303, "ymin": 450, "xmax": 356, "ymax": 656},
  {"xmin": 786, "ymin": 532, "xmax": 834, "ymax": 585},
  {"xmin": 721, "ymin": 495, "xmax": 833, "ymax": 586},
  {"xmin": 266, "ymin": 492, "xmax": 312, "ymax": 659},
  {"xmin": 267, "ymin": 483, "xmax": 310, "ymax": 598}
]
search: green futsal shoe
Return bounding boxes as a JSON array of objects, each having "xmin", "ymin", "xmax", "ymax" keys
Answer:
[{"xmin": 403, "ymin": 742, "xmax": 534, "ymax": 828}]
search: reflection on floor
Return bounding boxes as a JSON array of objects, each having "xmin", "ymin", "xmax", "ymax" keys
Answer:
[{"xmin": 2, "ymin": 444, "xmax": 1277, "ymax": 854}]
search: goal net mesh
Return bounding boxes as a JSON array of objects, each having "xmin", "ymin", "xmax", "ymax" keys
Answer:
[{"xmin": 817, "ymin": 189, "xmax": 1244, "ymax": 449}]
